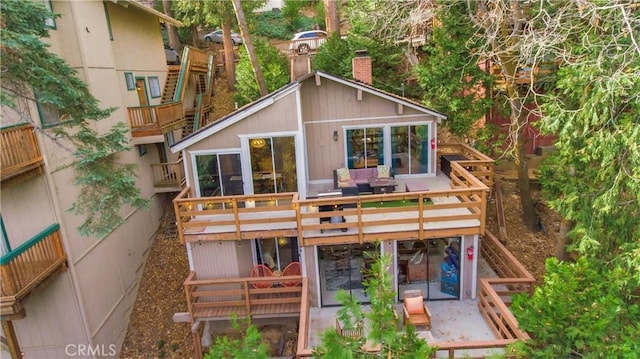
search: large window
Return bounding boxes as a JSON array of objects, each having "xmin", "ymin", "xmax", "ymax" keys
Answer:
[
  {"xmin": 194, "ymin": 153, "xmax": 243, "ymax": 197},
  {"xmin": 249, "ymin": 136, "xmax": 297, "ymax": 194},
  {"xmin": 346, "ymin": 127, "xmax": 383, "ymax": 169},
  {"xmin": 391, "ymin": 124, "xmax": 430, "ymax": 175},
  {"xmin": 254, "ymin": 237, "xmax": 299, "ymax": 272}
]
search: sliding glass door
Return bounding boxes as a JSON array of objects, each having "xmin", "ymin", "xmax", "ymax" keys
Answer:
[
  {"xmin": 397, "ymin": 238, "xmax": 460, "ymax": 301},
  {"xmin": 346, "ymin": 127, "xmax": 383, "ymax": 169},
  {"xmin": 254, "ymin": 237, "xmax": 299, "ymax": 271},
  {"xmin": 391, "ymin": 124, "xmax": 430, "ymax": 175},
  {"xmin": 194, "ymin": 152, "xmax": 243, "ymax": 197},
  {"xmin": 318, "ymin": 243, "xmax": 379, "ymax": 306},
  {"xmin": 249, "ymin": 136, "xmax": 297, "ymax": 194}
]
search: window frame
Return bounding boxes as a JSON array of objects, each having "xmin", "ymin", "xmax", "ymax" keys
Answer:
[
  {"xmin": 125, "ymin": 72, "xmax": 135, "ymax": 91},
  {"xmin": 44, "ymin": 0, "xmax": 56, "ymax": 29},
  {"xmin": 148, "ymin": 76, "xmax": 161, "ymax": 98}
]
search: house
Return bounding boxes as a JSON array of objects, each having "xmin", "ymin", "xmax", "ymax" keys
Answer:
[
  {"xmin": 169, "ymin": 54, "xmax": 531, "ymax": 358},
  {"xmin": 0, "ymin": 1, "xmax": 212, "ymax": 357}
]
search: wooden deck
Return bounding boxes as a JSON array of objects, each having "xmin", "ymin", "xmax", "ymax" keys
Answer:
[
  {"xmin": 1, "ymin": 224, "xmax": 67, "ymax": 318},
  {"xmin": 296, "ymin": 230, "xmax": 533, "ymax": 359},
  {"xmin": 1, "ymin": 124, "xmax": 44, "ymax": 183},
  {"xmin": 184, "ymin": 272, "xmax": 306, "ymax": 322},
  {"xmin": 173, "ymin": 157, "xmax": 491, "ymax": 246}
]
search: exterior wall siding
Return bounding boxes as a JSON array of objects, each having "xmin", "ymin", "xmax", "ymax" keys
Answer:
[
  {"xmin": 191, "ymin": 240, "xmax": 254, "ymax": 279},
  {"xmin": 299, "ymin": 78, "xmax": 437, "ymax": 181},
  {"xmin": 184, "ymin": 92, "xmax": 300, "ymax": 190},
  {"xmin": 5, "ymin": 1, "xmax": 171, "ymax": 356},
  {"xmin": 13, "ymin": 274, "xmax": 88, "ymax": 358}
]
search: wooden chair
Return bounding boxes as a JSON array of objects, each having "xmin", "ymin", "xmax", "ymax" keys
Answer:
[
  {"xmin": 335, "ymin": 317, "xmax": 363, "ymax": 339},
  {"xmin": 281, "ymin": 261, "xmax": 302, "ymax": 287},
  {"xmin": 250, "ymin": 264, "xmax": 273, "ymax": 289},
  {"xmin": 402, "ymin": 289, "xmax": 432, "ymax": 330}
]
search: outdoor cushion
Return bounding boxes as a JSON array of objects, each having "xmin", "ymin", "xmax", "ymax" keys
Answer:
[
  {"xmin": 377, "ymin": 165, "xmax": 390, "ymax": 178},
  {"xmin": 336, "ymin": 167, "xmax": 351, "ymax": 182},
  {"xmin": 404, "ymin": 296, "xmax": 424, "ymax": 315}
]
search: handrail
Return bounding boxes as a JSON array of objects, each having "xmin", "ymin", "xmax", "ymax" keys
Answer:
[
  {"xmin": 1, "ymin": 123, "xmax": 43, "ymax": 181},
  {"xmin": 184, "ymin": 272, "xmax": 305, "ymax": 321},
  {"xmin": 151, "ymin": 158, "xmax": 185, "ymax": 188},
  {"xmin": 1, "ymin": 224, "xmax": 66, "ymax": 298},
  {"xmin": 438, "ymin": 142, "xmax": 494, "ymax": 190},
  {"xmin": 173, "ymin": 46, "xmax": 191, "ymax": 102},
  {"xmin": 127, "ymin": 101, "xmax": 184, "ymax": 136}
]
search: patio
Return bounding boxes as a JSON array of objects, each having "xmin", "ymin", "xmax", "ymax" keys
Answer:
[{"xmin": 306, "ymin": 257, "xmax": 505, "ymax": 358}]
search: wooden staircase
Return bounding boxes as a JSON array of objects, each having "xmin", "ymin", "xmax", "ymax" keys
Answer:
[{"xmin": 161, "ymin": 66, "xmax": 180, "ymax": 103}]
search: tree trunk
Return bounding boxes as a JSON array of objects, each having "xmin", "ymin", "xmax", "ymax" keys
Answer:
[
  {"xmin": 221, "ymin": 21, "xmax": 236, "ymax": 90},
  {"xmin": 232, "ymin": 0, "xmax": 268, "ymax": 97},
  {"xmin": 324, "ymin": 0, "xmax": 340, "ymax": 35},
  {"xmin": 556, "ymin": 219, "xmax": 573, "ymax": 261},
  {"xmin": 511, "ymin": 98, "xmax": 539, "ymax": 230},
  {"xmin": 162, "ymin": 0, "xmax": 180, "ymax": 49}
]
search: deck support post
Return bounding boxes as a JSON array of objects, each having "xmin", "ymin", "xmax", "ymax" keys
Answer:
[{"xmin": 2, "ymin": 320, "xmax": 21, "ymax": 359}]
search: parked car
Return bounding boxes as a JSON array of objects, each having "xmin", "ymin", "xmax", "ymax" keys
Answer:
[
  {"xmin": 204, "ymin": 29, "xmax": 243, "ymax": 45},
  {"xmin": 289, "ymin": 30, "xmax": 327, "ymax": 54},
  {"xmin": 164, "ymin": 44, "xmax": 180, "ymax": 65}
]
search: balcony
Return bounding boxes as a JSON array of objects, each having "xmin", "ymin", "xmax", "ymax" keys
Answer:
[
  {"xmin": 1, "ymin": 224, "xmax": 67, "ymax": 318},
  {"xmin": 1, "ymin": 124, "xmax": 44, "ymax": 183},
  {"xmin": 152, "ymin": 158, "xmax": 185, "ymax": 193},
  {"xmin": 127, "ymin": 101, "xmax": 185, "ymax": 138},
  {"xmin": 182, "ymin": 230, "xmax": 532, "ymax": 358},
  {"xmin": 173, "ymin": 159, "xmax": 489, "ymax": 245}
]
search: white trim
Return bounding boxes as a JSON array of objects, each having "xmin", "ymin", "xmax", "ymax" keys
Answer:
[
  {"xmin": 459, "ymin": 237, "xmax": 465, "ymax": 301},
  {"xmin": 304, "ymin": 113, "xmax": 427, "ymax": 125},
  {"xmin": 189, "ymin": 149, "xmax": 243, "ymax": 197},
  {"xmin": 392, "ymin": 240, "xmax": 398, "ymax": 303},
  {"xmin": 314, "ymin": 245, "xmax": 322, "ymax": 308},
  {"xmin": 316, "ymin": 71, "xmax": 447, "ymax": 119},
  {"xmin": 296, "ymin": 87, "xmax": 309, "ymax": 199},
  {"xmin": 186, "ymin": 242, "xmax": 194, "ymax": 270}
]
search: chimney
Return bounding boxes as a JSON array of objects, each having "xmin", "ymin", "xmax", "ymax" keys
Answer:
[{"xmin": 352, "ymin": 50, "xmax": 372, "ymax": 85}]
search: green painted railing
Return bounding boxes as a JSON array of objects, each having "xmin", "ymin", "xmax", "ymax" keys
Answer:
[{"xmin": 1, "ymin": 224, "xmax": 66, "ymax": 298}]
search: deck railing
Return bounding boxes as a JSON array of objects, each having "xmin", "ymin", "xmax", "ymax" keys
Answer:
[
  {"xmin": 151, "ymin": 158, "xmax": 185, "ymax": 188},
  {"xmin": 438, "ymin": 143, "xmax": 494, "ymax": 189},
  {"xmin": 127, "ymin": 101, "xmax": 184, "ymax": 137},
  {"xmin": 1, "ymin": 224, "xmax": 66, "ymax": 300},
  {"xmin": 1, "ymin": 124, "xmax": 43, "ymax": 181},
  {"xmin": 173, "ymin": 158, "xmax": 491, "ymax": 245},
  {"xmin": 296, "ymin": 184, "xmax": 487, "ymax": 246},
  {"xmin": 173, "ymin": 189, "xmax": 299, "ymax": 243},
  {"xmin": 184, "ymin": 273, "xmax": 306, "ymax": 320}
]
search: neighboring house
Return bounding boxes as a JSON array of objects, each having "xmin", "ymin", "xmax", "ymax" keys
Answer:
[
  {"xmin": 169, "ymin": 54, "xmax": 527, "ymax": 358},
  {"xmin": 0, "ymin": 1, "xmax": 213, "ymax": 357}
]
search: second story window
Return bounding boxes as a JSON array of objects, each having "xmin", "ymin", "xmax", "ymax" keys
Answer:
[
  {"xmin": 37, "ymin": 101, "xmax": 62, "ymax": 127},
  {"xmin": 43, "ymin": 0, "xmax": 56, "ymax": 29}
]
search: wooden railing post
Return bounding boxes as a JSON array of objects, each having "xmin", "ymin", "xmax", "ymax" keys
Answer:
[{"xmin": 244, "ymin": 280, "xmax": 251, "ymax": 323}]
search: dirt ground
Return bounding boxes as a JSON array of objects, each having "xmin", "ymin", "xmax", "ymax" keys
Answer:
[{"xmin": 119, "ymin": 61, "xmax": 559, "ymax": 357}]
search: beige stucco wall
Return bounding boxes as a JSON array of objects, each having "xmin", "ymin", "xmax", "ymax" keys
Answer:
[{"xmin": 7, "ymin": 1, "xmax": 172, "ymax": 356}]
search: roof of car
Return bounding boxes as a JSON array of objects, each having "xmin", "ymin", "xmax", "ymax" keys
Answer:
[{"xmin": 293, "ymin": 30, "xmax": 327, "ymax": 37}]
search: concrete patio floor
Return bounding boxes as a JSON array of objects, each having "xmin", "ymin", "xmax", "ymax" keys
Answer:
[{"xmin": 306, "ymin": 257, "xmax": 505, "ymax": 358}]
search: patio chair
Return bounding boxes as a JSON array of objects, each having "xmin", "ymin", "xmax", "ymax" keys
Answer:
[
  {"xmin": 402, "ymin": 289, "xmax": 432, "ymax": 330},
  {"xmin": 250, "ymin": 264, "xmax": 273, "ymax": 289},
  {"xmin": 281, "ymin": 261, "xmax": 302, "ymax": 287}
]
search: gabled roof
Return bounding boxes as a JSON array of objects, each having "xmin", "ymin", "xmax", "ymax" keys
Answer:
[
  {"xmin": 170, "ymin": 71, "xmax": 446, "ymax": 153},
  {"xmin": 110, "ymin": 0, "xmax": 183, "ymax": 27}
]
